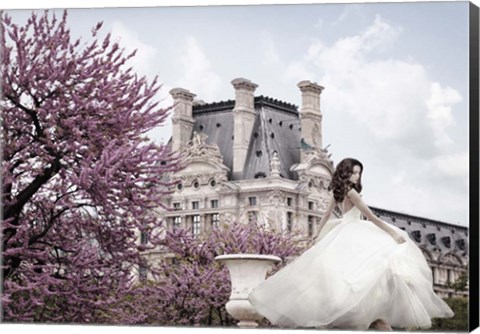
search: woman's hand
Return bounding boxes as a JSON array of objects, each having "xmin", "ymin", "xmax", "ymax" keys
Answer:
[{"xmin": 391, "ymin": 232, "xmax": 406, "ymax": 244}]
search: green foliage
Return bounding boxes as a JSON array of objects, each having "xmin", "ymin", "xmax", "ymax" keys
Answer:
[
  {"xmin": 431, "ymin": 297, "xmax": 468, "ymax": 331},
  {"xmin": 451, "ymin": 273, "xmax": 469, "ymax": 292}
]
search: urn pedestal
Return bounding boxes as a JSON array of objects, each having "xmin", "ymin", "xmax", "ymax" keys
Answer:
[{"xmin": 215, "ymin": 254, "xmax": 282, "ymax": 328}]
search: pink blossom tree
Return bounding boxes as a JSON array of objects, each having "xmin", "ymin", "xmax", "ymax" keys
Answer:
[
  {"xmin": 1, "ymin": 10, "xmax": 178, "ymax": 322},
  {"xmin": 120, "ymin": 222, "xmax": 306, "ymax": 326}
]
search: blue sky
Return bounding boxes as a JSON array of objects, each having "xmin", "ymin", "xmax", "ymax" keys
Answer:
[{"xmin": 5, "ymin": 0, "xmax": 473, "ymax": 227}]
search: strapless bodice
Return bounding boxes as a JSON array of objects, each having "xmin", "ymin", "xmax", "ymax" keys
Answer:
[{"xmin": 343, "ymin": 206, "xmax": 362, "ymax": 221}]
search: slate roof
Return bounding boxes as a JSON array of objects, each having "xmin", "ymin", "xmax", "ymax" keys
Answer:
[
  {"xmin": 191, "ymin": 96, "xmax": 301, "ymax": 181},
  {"xmin": 192, "ymin": 100, "xmax": 235, "ymax": 178},
  {"xmin": 371, "ymin": 206, "xmax": 469, "ymax": 259}
]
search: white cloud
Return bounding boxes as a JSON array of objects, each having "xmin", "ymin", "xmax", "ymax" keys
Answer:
[
  {"xmin": 176, "ymin": 36, "xmax": 222, "ymax": 102},
  {"xmin": 332, "ymin": 4, "xmax": 366, "ymax": 26},
  {"xmin": 431, "ymin": 152, "xmax": 469, "ymax": 180},
  {"xmin": 110, "ymin": 21, "xmax": 157, "ymax": 77},
  {"xmin": 260, "ymin": 14, "xmax": 468, "ymax": 225},
  {"xmin": 261, "ymin": 33, "xmax": 314, "ymax": 84},
  {"xmin": 146, "ymin": 83, "xmax": 174, "ymax": 145},
  {"xmin": 314, "ymin": 18, "xmax": 324, "ymax": 31},
  {"xmin": 284, "ymin": 61, "xmax": 312, "ymax": 83},
  {"xmin": 109, "ymin": 22, "xmax": 172, "ymax": 145},
  {"xmin": 426, "ymin": 82, "xmax": 462, "ymax": 147},
  {"xmin": 300, "ymin": 15, "xmax": 461, "ymax": 156}
]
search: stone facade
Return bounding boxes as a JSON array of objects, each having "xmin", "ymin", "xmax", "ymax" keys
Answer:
[
  {"xmin": 370, "ymin": 207, "xmax": 468, "ymax": 298},
  {"xmin": 147, "ymin": 78, "xmax": 469, "ymax": 298}
]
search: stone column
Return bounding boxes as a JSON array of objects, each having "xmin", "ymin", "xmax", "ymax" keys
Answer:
[
  {"xmin": 297, "ymin": 80, "xmax": 324, "ymax": 161},
  {"xmin": 232, "ymin": 78, "xmax": 258, "ymax": 176},
  {"xmin": 170, "ymin": 88, "xmax": 196, "ymax": 152}
]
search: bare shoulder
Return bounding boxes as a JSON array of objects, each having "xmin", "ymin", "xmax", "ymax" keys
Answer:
[{"xmin": 346, "ymin": 188, "xmax": 359, "ymax": 198}]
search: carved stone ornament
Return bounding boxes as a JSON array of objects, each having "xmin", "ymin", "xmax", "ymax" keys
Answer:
[
  {"xmin": 293, "ymin": 145, "xmax": 334, "ymax": 188},
  {"xmin": 173, "ymin": 131, "xmax": 229, "ymax": 189},
  {"xmin": 177, "ymin": 173, "xmax": 228, "ymax": 188},
  {"xmin": 298, "ymin": 175, "xmax": 331, "ymax": 192},
  {"xmin": 303, "ymin": 146, "xmax": 334, "ymax": 169},
  {"xmin": 442, "ymin": 253, "xmax": 463, "ymax": 266},
  {"xmin": 183, "ymin": 131, "xmax": 224, "ymax": 165},
  {"xmin": 266, "ymin": 189, "xmax": 285, "ymax": 207},
  {"xmin": 270, "ymin": 151, "xmax": 281, "ymax": 177}
]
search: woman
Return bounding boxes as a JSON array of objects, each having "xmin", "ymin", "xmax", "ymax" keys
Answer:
[{"xmin": 248, "ymin": 158, "xmax": 454, "ymax": 331}]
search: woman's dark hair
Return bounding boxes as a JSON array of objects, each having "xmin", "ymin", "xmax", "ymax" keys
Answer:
[{"xmin": 328, "ymin": 158, "xmax": 363, "ymax": 203}]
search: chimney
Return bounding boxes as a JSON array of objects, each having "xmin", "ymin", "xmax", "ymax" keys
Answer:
[
  {"xmin": 169, "ymin": 87, "xmax": 196, "ymax": 152},
  {"xmin": 231, "ymin": 78, "xmax": 258, "ymax": 176},
  {"xmin": 297, "ymin": 80, "xmax": 324, "ymax": 160}
]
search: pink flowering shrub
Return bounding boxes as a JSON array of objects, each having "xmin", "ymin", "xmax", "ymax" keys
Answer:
[{"xmin": 120, "ymin": 222, "xmax": 306, "ymax": 326}]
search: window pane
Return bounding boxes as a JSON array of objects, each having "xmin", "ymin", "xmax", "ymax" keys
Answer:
[
  {"xmin": 287, "ymin": 212, "xmax": 293, "ymax": 232},
  {"xmin": 212, "ymin": 213, "xmax": 219, "ymax": 228},
  {"xmin": 173, "ymin": 216, "xmax": 182, "ymax": 230},
  {"xmin": 192, "ymin": 215, "xmax": 201, "ymax": 238},
  {"xmin": 140, "ymin": 231, "xmax": 148, "ymax": 245}
]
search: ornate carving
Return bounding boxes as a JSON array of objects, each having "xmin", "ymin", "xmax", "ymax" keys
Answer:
[
  {"xmin": 199, "ymin": 174, "xmax": 211, "ymax": 184},
  {"xmin": 266, "ymin": 189, "xmax": 285, "ymax": 208},
  {"xmin": 318, "ymin": 197, "xmax": 330, "ymax": 211},
  {"xmin": 298, "ymin": 175, "xmax": 331, "ymax": 193},
  {"xmin": 176, "ymin": 173, "xmax": 227, "ymax": 188},
  {"xmin": 303, "ymin": 146, "xmax": 333, "ymax": 168},
  {"xmin": 317, "ymin": 177, "xmax": 329, "ymax": 190},
  {"xmin": 183, "ymin": 131, "xmax": 224, "ymax": 165},
  {"xmin": 442, "ymin": 253, "xmax": 463, "ymax": 266},
  {"xmin": 270, "ymin": 151, "xmax": 281, "ymax": 177}
]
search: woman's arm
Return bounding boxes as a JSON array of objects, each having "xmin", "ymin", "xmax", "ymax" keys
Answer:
[
  {"xmin": 347, "ymin": 188, "xmax": 406, "ymax": 244},
  {"xmin": 313, "ymin": 194, "xmax": 336, "ymax": 240}
]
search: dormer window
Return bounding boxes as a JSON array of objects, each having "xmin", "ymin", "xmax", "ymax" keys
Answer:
[
  {"xmin": 455, "ymin": 239, "xmax": 466, "ymax": 250},
  {"xmin": 411, "ymin": 230, "xmax": 421, "ymax": 243},
  {"xmin": 426, "ymin": 233, "xmax": 436, "ymax": 245},
  {"xmin": 441, "ymin": 236, "xmax": 451, "ymax": 248}
]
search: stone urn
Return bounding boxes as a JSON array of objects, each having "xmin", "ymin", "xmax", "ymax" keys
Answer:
[{"xmin": 215, "ymin": 253, "xmax": 282, "ymax": 328}]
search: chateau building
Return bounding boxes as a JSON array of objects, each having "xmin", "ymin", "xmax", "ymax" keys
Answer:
[{"xmin": 150, "ymin": 78, "xmax": 468, "ymax": 298}]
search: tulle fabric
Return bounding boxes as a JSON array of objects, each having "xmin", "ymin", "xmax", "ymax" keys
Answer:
[{"xmin": 248, "ymin": 207, "xmax": 454, "ymax": 330}]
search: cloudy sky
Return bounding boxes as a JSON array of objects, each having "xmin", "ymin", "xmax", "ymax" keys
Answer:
[{"xmin": 6, "ymin": 0, "xmax": 472, "ymax": 227}]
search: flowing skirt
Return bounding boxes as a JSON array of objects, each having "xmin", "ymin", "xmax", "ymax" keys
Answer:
[{"xmin": 248, "ymin": 215, "xmax": 454, "ymax": 330}]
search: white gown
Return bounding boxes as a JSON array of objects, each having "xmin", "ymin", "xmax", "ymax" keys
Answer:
[{"xmin": 248, "ymin": 206, "xmax": 454, "ymax": 330}]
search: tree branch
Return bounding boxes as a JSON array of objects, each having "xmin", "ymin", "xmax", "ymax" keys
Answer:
[{"xmin": 4, "ymin": 156, "xmax": 61, "ymax": 221}]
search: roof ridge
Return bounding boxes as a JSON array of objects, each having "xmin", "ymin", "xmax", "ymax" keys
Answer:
[
  {"xmin": 192, "ymin": 95, "xmax": 298, "ymax": 114},
  {"xmin": 371, "ymin": 206, "xmax": 467, "ymax": 230}
]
